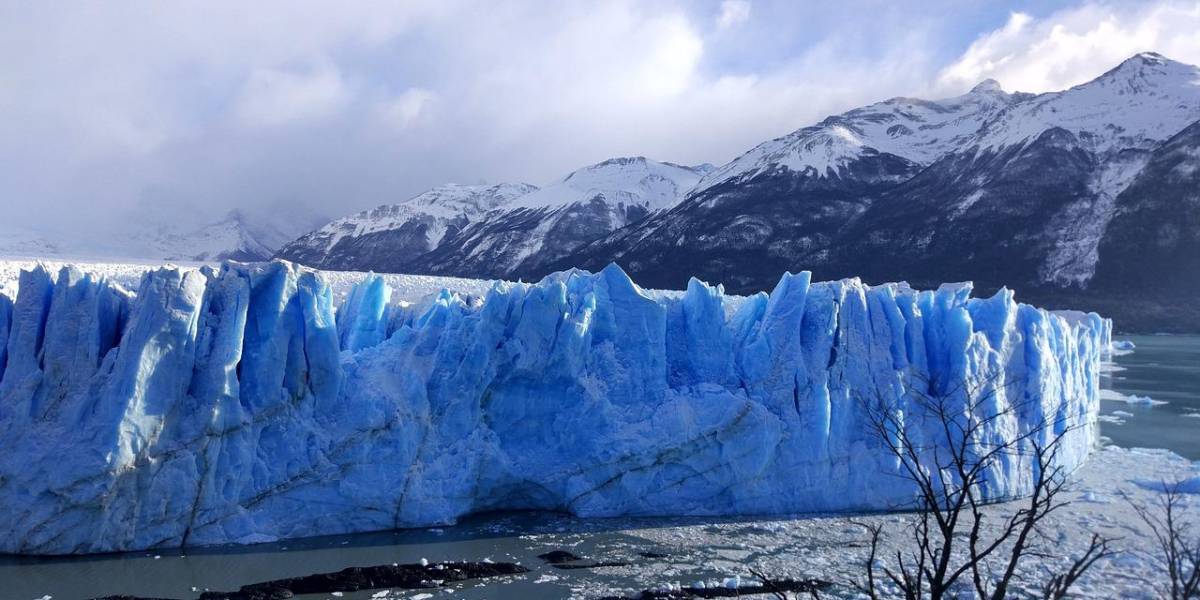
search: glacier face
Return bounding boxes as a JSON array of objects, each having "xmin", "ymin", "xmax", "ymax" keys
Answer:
[{"xmin": 0, "ymin": 261, "xmax": 1107, "ymax": 554}]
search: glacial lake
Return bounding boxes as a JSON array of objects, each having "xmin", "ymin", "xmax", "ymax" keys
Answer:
[
  {"xmin": 2, "ymin": 335, "xmax": 1197, "ymax": 600},
  {"xmin": 1100, "ymin": 334, "xmax": 1200, "ymax": 460}
]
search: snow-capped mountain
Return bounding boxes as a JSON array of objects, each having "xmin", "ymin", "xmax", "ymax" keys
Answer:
[
  {"xmin": 0, "ymin": 228, "xmax": 64, "ymax": 259},
  {"xmin": 276, "ymin": 53, "xmax": 1198, "ymax": 331},
  {"xmin": 973, "ymin": 52, "xmax": 1200, "ymax": 154},
  {"xmin": 275, "ymin": 183, "xmax": 537, "ymax": 272},
  {"xmin": 277, "ymin": 157, "xmax": 712, "ymax": 278},
  {"xmin": 693, "ymin": 77, "xmax": 1027, "ymax": 192},
  {"xmin": 141, "ymin": 211, "xmax": 279, "ymax": 262},
  {"xmin": 554, "ymin": 52, "xmax": 1200, "ymax": 332},
  {"xmin": 0, "ymin": 210, "xmax": 305, "ymax": 263},
  {"xmin": 512, "ymin": 156, "xmax": 711, "ymax": 212},
  {"xmin": 408, "ymin": 157, "xmax": 712, "ymax": 278}
]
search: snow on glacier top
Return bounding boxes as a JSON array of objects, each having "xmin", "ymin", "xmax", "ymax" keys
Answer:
[
  {"xmin": 0, "ymin": 257, "xmax": 715, "ymax": 317},
  {"xmin": 509, "ymin": 156, "xmax": 712, "ymax": 212}
]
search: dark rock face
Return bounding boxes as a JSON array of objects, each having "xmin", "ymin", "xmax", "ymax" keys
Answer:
[
  {"xmin": 829, "ymin": 128, "xmax": 1099, "ymax": 290},
  {"xmin": 1084, "ymin": 121, "xmax": 1200, "ymax": 331},
  {"xmin": 309, "ymin": 219, "xmax": 466, "ymax": 274},
  {"xmin": 551, "ymin": 151, "xmax": 924, "ymax": 293}
]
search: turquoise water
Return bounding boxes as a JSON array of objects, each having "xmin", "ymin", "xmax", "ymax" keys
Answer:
[{"xmin": 1100, "ymin": 335, "xmax": 1200, "ymax": 460}]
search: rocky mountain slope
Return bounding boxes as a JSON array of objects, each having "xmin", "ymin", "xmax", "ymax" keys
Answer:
[
  {"xmin": 275, "ymin": 183, "xmax": 538, "ymax": 272},
  {"xmin": 276, "ymin": 157, "xmax": 712, "ymax": 278}
]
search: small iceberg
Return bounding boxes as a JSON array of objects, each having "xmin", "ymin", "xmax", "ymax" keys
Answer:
[{"xmin": 1099, "ymin": 389, "xmax": 1167, "ymax": 406}]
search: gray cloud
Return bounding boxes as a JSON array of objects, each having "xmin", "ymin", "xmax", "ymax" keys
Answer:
[{"xmin": 0, "ymin": 0, "xmax": 1170, "ymax": 244}]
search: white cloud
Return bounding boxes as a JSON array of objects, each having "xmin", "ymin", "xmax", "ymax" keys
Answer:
[
  {"xmin": 939, "ymin": 1, "xmax": 1200, "ymax": 94},
  {"xmin": 376, "ymin": 88, "xmax": 436, "ymax": 131},
  {"xmin": 635, "ymin": 15, "xmax": 704, "ymax": 97},
  {"xmin": 0, "ymin": 0, "xmax": 1058, "ymax": 238},
  {"xmin": 717, "ymin": 0, "xmax": 751, "ymax": 30},
  {"xmin": 234, "ymin": 61, "xmax": 349, "ymax": 127}
]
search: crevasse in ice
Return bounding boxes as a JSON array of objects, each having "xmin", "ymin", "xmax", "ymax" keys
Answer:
[{"xmin": 0, "ymin": 261, "xmax": 1107, "ymax": 554}]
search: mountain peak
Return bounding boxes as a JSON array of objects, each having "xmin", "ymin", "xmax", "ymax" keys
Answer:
[
  {"xmin": 969, "ymin": 78, "xmax": 1004, "ymax": 95},
  {"xmin": 218, "ymin": 209, "xmax": 249, "ymax": 225},
  {"xmin": 1101, "ymin": 51, "xmax": 1191, "ymax": 80},
  {"xmin": 593, "ymin": 156, "xmax": 648, "ymax": 167},
  {"xmin": 1131, "ymin": 51, "xmax": 1169, "ymax": 65}
]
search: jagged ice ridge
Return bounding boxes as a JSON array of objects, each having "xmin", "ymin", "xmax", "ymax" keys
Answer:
[{"xmin": 0, "ymin": 261, "xmax": 1108, "ymax": 554}]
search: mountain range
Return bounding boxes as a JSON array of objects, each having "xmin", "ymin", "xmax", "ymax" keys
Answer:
[
  {"xmin": 277, "ymin": 52, "xmax": 1199, "ymax": 332},
  {"xmin": 277, "ymin": 157, "xmax": 714, "ymax": 279},
  {"xmin": 0, "ymin": 209, "xmax": 317, "ymax": 264}
]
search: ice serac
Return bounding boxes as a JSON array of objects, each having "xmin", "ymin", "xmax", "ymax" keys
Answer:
[
  {"xmin": 0, "ymin": 261, "xmax": 1107, "ymax": 554},
  {"xmin": 336, "ymin": 273, "xmax": 392, "ymax": 352},
  {"xmin": 0, "ymin": 292, "xmax": 11, "ymax": 380}
]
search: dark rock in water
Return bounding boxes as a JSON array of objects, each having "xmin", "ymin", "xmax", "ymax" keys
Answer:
[
  {"xmin": 537, "ymin": 548, "xmax": 628, "ymax": 569},
  {"xmin": 197, "ymin": 561, "xmax": 528, "ymax": 600},
  {"xmin": 90, "ymin": 596, "xmax": 185, "ymax": 600},
  {"xmin": 551, "ymin": 559, "xmax": 630, "ymax": 570},
  {"xmin": 599, "ymin": 577, "xmax": 832, "ymax": 599},
  {"xmin": 637, "ymin": 551, "xmax": 670, "ymax": 559},
  {"xmin": 198, "ymin": 589, "xmax": 293, "ymax": 600},
  {"xmin": 538, "ymin": 549, "xmax": 584, "ymax": 564}
]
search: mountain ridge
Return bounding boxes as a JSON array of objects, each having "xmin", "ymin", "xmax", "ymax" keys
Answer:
[
  {"xmin": 276, "ymin": 157, "xmax": 712, "ymax": 277},
  {"xmin": 278, "ymin": 52, "xmax": 1200, "ymax": 332}
]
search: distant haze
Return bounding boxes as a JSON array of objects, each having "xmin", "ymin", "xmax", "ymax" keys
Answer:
[{"xmin": 3, "ymin": 0, "xmax": 1199, "ymax": 242}]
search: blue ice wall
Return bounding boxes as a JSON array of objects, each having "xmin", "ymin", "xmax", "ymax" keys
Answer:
[{"xmin": 0, "ymin": 261, "xmax": 1107, "ymax": 554}]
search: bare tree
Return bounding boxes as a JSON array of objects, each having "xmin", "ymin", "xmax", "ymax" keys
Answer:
[
  {"xmin": 852, "ymin": 374, "xmax": 1113, "ymax": 599},
  {"xmin": 1039, "ymin": 533, "xmax": 1113, "ymax": 600},
  {"xmin": 1128, "ymin": 482, "xmax": 1200, "ymax": 599}
]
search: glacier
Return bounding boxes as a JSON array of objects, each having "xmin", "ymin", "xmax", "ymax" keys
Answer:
[{"xmin": 0, "ymin": 261, "xmax": 1108, "ymax": 555}]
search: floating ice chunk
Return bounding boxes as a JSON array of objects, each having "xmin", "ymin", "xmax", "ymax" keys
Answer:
[
  {"xmin": 1128, "ymin": 395, "xmax": 1164, "ymax": 406},
  {"xmin": 1100, "ymin": 389, "xmax": 1167, "ymax": 406}
]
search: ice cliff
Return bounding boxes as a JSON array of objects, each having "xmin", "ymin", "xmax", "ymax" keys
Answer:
[{"xmin": 0, "ymin": 261, "xmax": 1107, "ymax": 554}]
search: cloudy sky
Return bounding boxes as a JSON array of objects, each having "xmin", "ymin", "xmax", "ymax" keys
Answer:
[{"xmin": 2, "ymin": 0, "xmax": 1199, "ymax": 239}]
